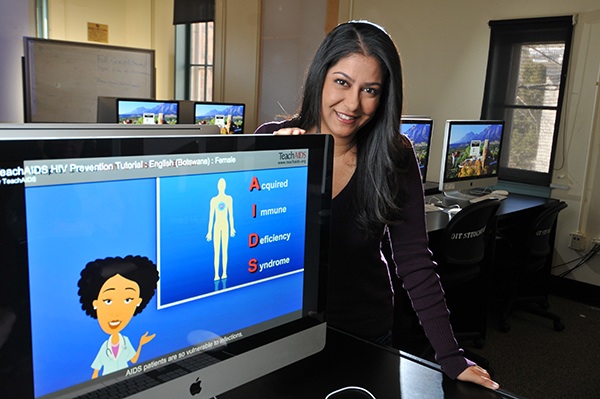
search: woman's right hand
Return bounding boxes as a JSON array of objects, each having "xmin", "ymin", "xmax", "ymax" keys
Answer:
[{"xmin": 274, "ymin": 127, "xmax": 306, "ymax": 135}]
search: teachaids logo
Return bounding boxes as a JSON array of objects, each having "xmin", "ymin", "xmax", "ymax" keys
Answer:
[{"xmin": 277, "ymin": 150, "xmax": 307, "ymax": 165}]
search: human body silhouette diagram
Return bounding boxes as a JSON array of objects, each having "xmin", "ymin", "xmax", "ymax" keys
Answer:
[{"xmin": 206, "ymin": 178, "xmax": 236, "ymax": 281}]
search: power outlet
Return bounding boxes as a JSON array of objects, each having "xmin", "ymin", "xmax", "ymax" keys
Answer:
[{"xmin": 569, "ymin": 233, "xmax": 586, "ymax": 251}]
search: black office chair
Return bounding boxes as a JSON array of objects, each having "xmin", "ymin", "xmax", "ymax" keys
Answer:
[
  {"xmin": 432, "ymin": 198, "xmax": 502, "ymax": 349},
  {"xmin": 493, "ymin": 200, "xmax": 567, "ymax": 333},
  {"xmin": 389, "ymin": 199, "xmax": 501, "ymax": 372}
]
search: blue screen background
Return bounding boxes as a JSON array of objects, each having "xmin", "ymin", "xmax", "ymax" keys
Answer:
[
  {"xmin": 25, "ymin": 166, "xmax": 307, "ymax": 397},
  {"xmin": 158, "ymin": 168, "xmax": 307, "ymax": 306}
]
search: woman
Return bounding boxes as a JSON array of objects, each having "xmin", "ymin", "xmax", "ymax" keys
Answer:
[{"xmin": 255, "ymin": 20, "xmax": 499, "ymax": 390}]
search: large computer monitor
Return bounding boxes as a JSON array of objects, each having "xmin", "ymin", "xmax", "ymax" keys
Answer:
[
  {"xmin": 0, "ymin": 124, "xmax": 332, "ymax": 399},
  {"xmin": 439, "ymin": 120, "xmax": 505, "ymax": 201},
  {"xmin": 97, "ymin": 97, "xmax": 180, "ymax": 124},
  {"xmin": 400, "ymin": 117, "xmax": 434, "ymax": 183},
  {"xmin": 193, "ymin": 102, "xmax": 245, "ymax": 134}
]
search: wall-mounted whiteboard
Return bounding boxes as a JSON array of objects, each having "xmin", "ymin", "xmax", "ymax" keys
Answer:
[{"xmin": 23, "ymin": 37, "xmax": 155, "ymax": 123}]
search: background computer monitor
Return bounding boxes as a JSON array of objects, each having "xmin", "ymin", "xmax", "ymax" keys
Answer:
[
  {"xmin": 439, "ymin": 120, "xmax": 505, "ymax": 198},
  {"xmin": 193, "ymin": 102, "xmax": 245, "ymax": 134},
  {"xmin": 97, "ymin": 97, "xmax": 180, "ymax": 124},
  {"xmin": 119, "ymin": 98, "xmax": 179, "ymax": 124},
  {"xmin": 401, "ymin": 117, "xmax": 434, "ymax": 183},
  {"xmin": 0, "ymin": 124, "xmax": 332, "ymax": 399}
]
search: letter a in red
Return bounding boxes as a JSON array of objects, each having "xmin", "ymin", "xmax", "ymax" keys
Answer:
[{"xmin": 249, "ymin": 176, "xmax": 260, "ymax": 191}]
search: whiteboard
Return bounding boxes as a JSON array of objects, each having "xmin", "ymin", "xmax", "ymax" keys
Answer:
[{"xmin": 23, "ymin": 37, "xmax": 155, "ymax": 123}]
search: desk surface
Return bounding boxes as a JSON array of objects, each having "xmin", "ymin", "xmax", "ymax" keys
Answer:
[
  {"xmin": 220, "ymin": 328, "xmax": 523, "ymax": 399},
  {"xmin": 221, "ymin": 195, "xmax": 544, "ymax": 399},
  {"xmin": 426, "ymin": 193, "xmax": 553, "ymax": 232}
]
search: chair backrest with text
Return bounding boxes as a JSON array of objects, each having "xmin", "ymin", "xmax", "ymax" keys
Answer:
[
  {"xmin": 530, "ymin": 201, "xmax": 568, "ymax": 255},
  {"xmin": 431, "ymin": 199, "xmax": 501, "ymax": 350},
  {"xmin": 438, "ymin": 199, "xmax": 502, "ymax": 268}
]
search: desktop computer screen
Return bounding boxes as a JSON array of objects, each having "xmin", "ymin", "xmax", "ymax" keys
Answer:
[
  {"xmin": 193, "ymin": 102, "xmax": 245, "ymax": 134},
  {"xmin": 0, "ymin": 125, "xmax": 332, "ymax": 399},
  {"xmin": 439, "ymin": 120, "xmax": 505, "ymax": 200},
  {"xmin": 115, "ymin": 99, "xmax": 179, "ymax": 124},
  {"xmin": 97, "ymin": 98, "xmax": 180, "ymax": 124},
  {"xmin": 400, "ymin": 117, "xmax": 433, "ymax": 183}
]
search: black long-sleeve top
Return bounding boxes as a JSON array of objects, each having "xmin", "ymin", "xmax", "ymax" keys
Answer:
[{"xmin": 255, "ymin": 120, "xmax": 471, "ymax": 379}]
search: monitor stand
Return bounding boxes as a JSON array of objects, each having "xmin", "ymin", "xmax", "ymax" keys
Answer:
[{"xmin": 423, "ymin": 181, "xmax": 440, "ymax": 196}]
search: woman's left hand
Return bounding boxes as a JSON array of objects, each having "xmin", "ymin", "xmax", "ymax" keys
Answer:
[
  {"xmin": 457, "ymin": 365, "xmax": 500, "ymax": 390},
  {"xmin": 273, "ymin": 127, "xmax": 306, "ymax": 135}
]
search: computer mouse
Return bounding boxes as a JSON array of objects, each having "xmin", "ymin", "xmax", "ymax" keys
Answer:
[{"xmin": 492, "ymin": 189, "xmax": 509, "ymax": 196}]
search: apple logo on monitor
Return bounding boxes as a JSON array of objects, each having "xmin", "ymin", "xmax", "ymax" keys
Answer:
[{"xmin": 190, "ymin": 377, "xmax": 203, "ymax": 396}]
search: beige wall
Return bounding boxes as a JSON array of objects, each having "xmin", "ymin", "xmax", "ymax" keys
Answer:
[
  {"xmin": 258, "ymin": 0, "xmax": 327, "ymax": 125},
  {"xmin": 0, "ymin": 0, "xmax": 35, "ymax": 123},
  {"xmin": 48, "ymin": 0, "xmax": 168, "ymax": 96},
  {"xmin": 48, "ymin": 0, "xmax": 153, "ymax": 48},
  {"xmin": 47, "ymin": 0, "xmax": 262, "ymax": 130},
  {"xmin": 151, "ymin": 0, "xmax": 176, "ymax": 101},
  {"xmin": 214, "ymin": 0, "xmax": 261, "ymax": 131}
]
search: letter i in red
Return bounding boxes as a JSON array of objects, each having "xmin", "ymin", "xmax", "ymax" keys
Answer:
[{"xmin": 252, "ymin": 204, "xmax": 256, "ymax": 218}]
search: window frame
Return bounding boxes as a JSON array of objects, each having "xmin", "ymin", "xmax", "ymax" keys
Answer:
[
  {"xmin": 481, "ymin": 16, "xmax": 574, "ymax": 187},
  {"xmin": 175, "ymin": 21, "xmax": 214, "ymax": 102}
]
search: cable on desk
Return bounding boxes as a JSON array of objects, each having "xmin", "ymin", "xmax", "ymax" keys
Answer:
[
  {"xmin": 325, "ymin": 385, "xmax": 377, "ymax": 399},
  {"xmin": 427, "ymin": 196, "xmax": 444, "ymax": 207}
]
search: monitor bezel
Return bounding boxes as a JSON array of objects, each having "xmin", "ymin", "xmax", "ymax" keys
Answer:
[
  {"xmin": 0, "ymin": 123, "xmax": 221, "ymax": 140},
  {"xmin": 400, "ymin": 117, "xmax": 434, "ymax": 184},
  {"xmin": 0, "ymin": 124, "xmax": 332, "ymax": 399},
  {"xmin": 438, "ymin": 119, "xmax": 505, "ymax": 193}
]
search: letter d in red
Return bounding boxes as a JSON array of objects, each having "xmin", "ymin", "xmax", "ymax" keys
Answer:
[{"xmin": 249, "ymin": 233, "xmax": 259, "ymax": 248}]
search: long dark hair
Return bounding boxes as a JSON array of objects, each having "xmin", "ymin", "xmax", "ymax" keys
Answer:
[{"xmin": 295, "ymin": 21, "xmax": 412, "ymax": 236}]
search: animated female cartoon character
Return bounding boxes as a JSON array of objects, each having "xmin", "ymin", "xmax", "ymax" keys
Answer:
[{"xmin": 77, "ymin": 255, "xmax": 159, "ymax": 379}]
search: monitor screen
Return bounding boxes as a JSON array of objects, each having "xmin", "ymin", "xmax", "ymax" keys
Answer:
[
  {"xmin": 194, "ymin": 102, "xmax": 245, "ymax": 134},
  {"xmin": 400, "ymin": 117, "xmax": 433, "ymax": 183},
  {"xmin": 0, "ymin": 124, "xmax": 332, "ymax": 399},
  {"xmin": 439, "ymin": 120, "xmax": 505, "ymax": 195},
  {"xmin": 116, "ymin": 99, "xmax": 180, "ymax": 125}
]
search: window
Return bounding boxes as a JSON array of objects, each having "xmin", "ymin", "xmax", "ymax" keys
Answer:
[
  {"xmin": 175, "ymin": 21, "xmax": 214, "ymax": 101},
  {"xmin": 481, "ymin": 16, "xmax": 574, "ymax": 186}
]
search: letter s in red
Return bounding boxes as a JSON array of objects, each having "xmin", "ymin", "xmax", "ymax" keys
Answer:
[{"xmin": 248, "ymin": 259, "xmax": 258, "ymax": 273}]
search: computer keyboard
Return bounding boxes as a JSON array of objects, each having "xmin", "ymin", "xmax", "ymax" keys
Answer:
[{"xmin": 469, "ymin": 191, "xmax": 508, "ymax": 203}]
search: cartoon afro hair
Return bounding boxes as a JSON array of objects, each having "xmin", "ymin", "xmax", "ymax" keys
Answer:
[{"xmin": 77, "ymin": 255, "xmax": 159, "ymax": 319}]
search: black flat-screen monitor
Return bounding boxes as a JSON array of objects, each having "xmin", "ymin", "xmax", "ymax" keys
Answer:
[
  {"xmin": 98, "ymin": 97, "xmax": 180, "ymax": 125},
  {"xmin": 400, "ymin": 117, "xmax": 434, "ymax": 183},
  {"xmin": 193, "ymin": 102, "xmax": 245, "ymax": 134},
  {"xmin": 0, "ymin": 124, "xmax": 332, "ymax": 399},
  {"xmin": 439, "ymin": 120, "xmax": 505, "ymax": 200}
]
